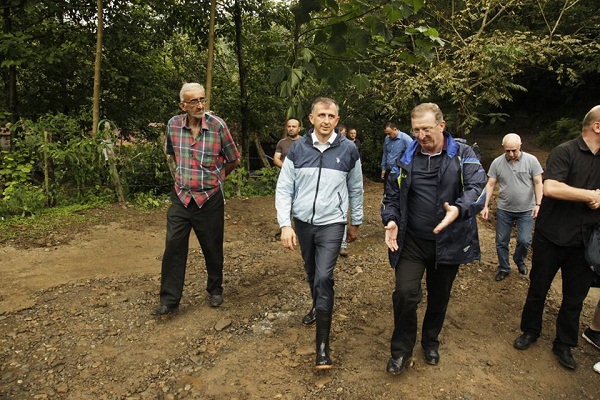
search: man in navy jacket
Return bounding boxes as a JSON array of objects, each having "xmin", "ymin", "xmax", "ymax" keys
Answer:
[{"xmin": 381, "ymin": 102, "xmax": 486, "ymax": 375}]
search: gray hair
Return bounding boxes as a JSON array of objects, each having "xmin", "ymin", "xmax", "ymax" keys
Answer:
[
  {"xmin": 311, "ymin": 97, "xmax": 339, "ymax": 114},
  {"xmin": 179, "ymin": 83, "xmax": 205, "ymax": 102},
  {"xmin": 411, "ymin": 103, "xmax": 444, "ymax": 124}
]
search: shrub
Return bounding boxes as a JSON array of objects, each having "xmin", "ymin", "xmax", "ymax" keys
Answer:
[{"xmin": 536, "ymin": 118, "xmax": 580, "ymax": 149}]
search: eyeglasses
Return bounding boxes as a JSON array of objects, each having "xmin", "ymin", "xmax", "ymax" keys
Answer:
[
  {"xmin": 411, "ymin": 123, "xmax": 440, "ymax": 136},
  {"xmin": 185, "ymin": 97, "xmax": 206, "ymax": 106}
]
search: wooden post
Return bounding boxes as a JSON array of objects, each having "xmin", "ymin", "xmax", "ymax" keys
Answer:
[
  {"xmin": 42, "ymin": 131, "xmax": 53, "ymax": 206},
  {"xmin": 101, "ymin": 122, "xmax": 125, "ymax": 204}
]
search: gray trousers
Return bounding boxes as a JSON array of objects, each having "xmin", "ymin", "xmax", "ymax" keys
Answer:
[{"xmin": 294, "ymin": 219, "xmax": 345, "ymax": 312}]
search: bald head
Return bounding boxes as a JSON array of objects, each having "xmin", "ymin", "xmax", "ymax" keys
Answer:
[
  {"xmin": 583, "ymin": 105, "xmax": 600, "ymax": 129},
  {"xmin": 502, "ymin": 133, "xmax": 522, "ymax": 148},
  {"xmin": 502, "ymin": 133, "xmax": 522, "ymax": 161}
]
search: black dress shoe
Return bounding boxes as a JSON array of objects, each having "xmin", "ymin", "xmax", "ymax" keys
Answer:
[
  {"xmin": 517, "ymin": 264, "xmax": 528, "ymax": 275},
  {"xmin": 513, "ymin": 332, "xmax": 537, "ymax": 350},
  {"xmin": 386, "ymin": 356, "xmax": 413, "ymax": 375},
  {"xmin": 552, "ymin": 346, "xmax": 577, "ymax": 370},
  {"xmin": 151, "ymin": 304, "xmax": 179, "ymax": 316},
  {"xmin": 209, "ymin": 294, "xmax": 223, "ymax": 307},
  {"xmin": 423, "ymin": 349, "xmax": 440, "ymax": 365},
  {"xmin": 495, "ymin": 270, "xmax": 509, "ymax": 281},
  {"xmin": 302, "ymin": 308, "xmax": 316, "ymax": 325}
]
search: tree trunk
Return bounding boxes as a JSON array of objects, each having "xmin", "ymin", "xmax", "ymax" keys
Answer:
[
  {"xmin": 205, "ymin": 0, "xmax": 217, "ymax": 110},
  {"xmin": 253, "ymin": 135, "xmax": 270, "ymax": 168},
  {"xmin": 3, "ymin": 5, "xmax": 18, "ymax": 125},
  {"xmin": 92, "ymin": 0, "xmax": 103, "ymax": 133},
  {"xmin": 234, "ymin": 0, "xmax": 250, "ymax": 171}
]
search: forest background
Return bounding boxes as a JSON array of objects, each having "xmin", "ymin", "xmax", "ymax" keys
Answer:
[{"xmin": 0, "ymin": 0, "xmax": 598, "ymax": 219}]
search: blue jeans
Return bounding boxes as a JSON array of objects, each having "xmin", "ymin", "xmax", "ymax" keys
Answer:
[{"xmin": 495, "ymin": 208, "xmax": 534, "ymax": 272}]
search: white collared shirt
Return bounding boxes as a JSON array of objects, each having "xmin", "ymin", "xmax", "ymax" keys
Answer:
[{"xmin": 311, "ymin": 131, "xmax": 337, "ymax": 153}]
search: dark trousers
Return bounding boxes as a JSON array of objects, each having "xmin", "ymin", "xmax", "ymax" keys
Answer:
[
  {"xmin": 294, "ymin": 219, "xmax": 345, "ymax": 312},
  {"xmin": 520, "ymin": 231, "xmax": 594, "ymax": 348},
  {"xmin": 391, "ymin": 233, "xmax": 459, "ymax": 358},
  {"xmin": 160, "ymin": 190, "xmax": 225, "ymax": 307}
]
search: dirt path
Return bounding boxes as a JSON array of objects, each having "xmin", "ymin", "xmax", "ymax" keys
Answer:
[{"xmin": 1, "ymin": 179, "xmax": 599, "ymax": 399}]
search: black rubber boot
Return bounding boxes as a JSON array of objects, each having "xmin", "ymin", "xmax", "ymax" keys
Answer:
[{"xmin": 315, "ymin": 309, "xmax": 333, "ymax": 369}]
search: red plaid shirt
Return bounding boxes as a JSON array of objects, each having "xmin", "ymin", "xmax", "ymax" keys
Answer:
[{"xmin": 165, "ymin": 112, "xmax": 240, "ymax": 208}]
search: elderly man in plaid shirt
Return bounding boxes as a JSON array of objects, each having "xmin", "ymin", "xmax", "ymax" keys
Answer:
[{"xmin": 152, "ymin": 82, "xmax": 240, "ymax": 316}]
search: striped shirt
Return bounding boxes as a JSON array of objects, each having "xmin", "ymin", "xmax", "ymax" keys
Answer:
[{"xmin": 165, "ymin": 112, "xmax": 240, "ymax": 208}]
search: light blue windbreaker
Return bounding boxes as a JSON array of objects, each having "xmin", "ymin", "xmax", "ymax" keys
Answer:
[{"xmin": 275, "ymin": 130, "xmax": 363, "ymax": 227}]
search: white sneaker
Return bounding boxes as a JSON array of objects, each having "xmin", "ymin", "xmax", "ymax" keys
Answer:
[{"xmin": 594, "ymin": 362, "xmax": 600, "ymax": 374}]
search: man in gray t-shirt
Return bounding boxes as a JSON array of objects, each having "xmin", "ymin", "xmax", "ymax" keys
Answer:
[{"xmin": 480, "ymin": 133, "xmax": 543, "ymax": 281}]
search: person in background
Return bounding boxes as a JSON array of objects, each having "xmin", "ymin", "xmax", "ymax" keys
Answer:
[
  {"xmin": 348, "ymin": 127, "xmax": 361, "ymax": 153},
  {"xmin": 480, "ymin": 133, "xmax": 543, "ymax": 281},
  {"xmin": 513, "ymin": 105, "xmax": 600, "ymax": 370},
  {"xmin": 381, "ymin": 122, "xmax": 412, "ymax": 193},
  {"xmin": 153, "ymin": 82, "xmax": 241, "ymax": 316},
  {"xmin": 273, "ymin": 118, "xmax": 302, "ymax": 168},
  {"xmin": 338, "ymin": 124, "xmax": 352, "ymax": 257},
  {"xmin": 381, "ymin": 103, "xmax": 486, "ymax": 375},
  {"xmin": 583, "ymin": 299, "xmax": 600, "ymax": 373},
  {"xmin": 276, "ymin": 97, "xmax": 363, "ymax": 369}
]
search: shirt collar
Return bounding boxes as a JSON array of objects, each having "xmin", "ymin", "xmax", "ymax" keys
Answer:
[
  {"xmin": 312, "ymin": 131, "xmax": 337, "ymax": 145},
  {"xmin": 183, "ymin": 114, "xmax": 208, "ymax": 131}
]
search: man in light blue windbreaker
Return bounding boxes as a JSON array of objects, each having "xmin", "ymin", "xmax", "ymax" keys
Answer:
[{"xmin": 275, "ymin": 97, "xmax": 364, "ymax": 370}]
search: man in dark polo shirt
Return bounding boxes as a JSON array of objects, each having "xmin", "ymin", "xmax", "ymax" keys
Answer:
[{"xmin": 514, "ymin": 105, "xmax": 600, "ymax": 370}]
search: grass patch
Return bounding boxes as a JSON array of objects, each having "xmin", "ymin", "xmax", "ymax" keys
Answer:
[{"xmin": 0, "ymin": 203, "xmax": 109, "ymax": 247}]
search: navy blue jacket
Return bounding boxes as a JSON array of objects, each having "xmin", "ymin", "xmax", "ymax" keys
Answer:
[{"xmin": 381, "ymin": 132, "xmax": 486, "ymax": 268}]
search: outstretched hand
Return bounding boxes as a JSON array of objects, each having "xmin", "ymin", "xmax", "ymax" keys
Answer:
[
  {"xmin": 433, "ymin": 202, "xmax": 459, "ymax": 234},
  {"xmin": 384, "ymin": 221, "xmax": 399, "ymax": 252}
]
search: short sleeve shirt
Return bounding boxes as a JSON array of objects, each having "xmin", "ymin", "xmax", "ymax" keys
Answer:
[
  {"xmin": 536, "ymin": 136, "xmax": 600, "ymax": 246},
  {"xmin": 275, "ymin": 136, "xmax": 301, "ymax": 161},
  {"xmin": 165, "ymin": 112, "xmax": 240, "ymax": 208},
  {"xmin": 487, "ymin": 151, "xmax": 543, "ymax": 212}
]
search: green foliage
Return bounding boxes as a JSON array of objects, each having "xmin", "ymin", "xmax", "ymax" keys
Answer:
[
  {"xmin": 222, "ymin": 166, "xmax": 280, "ymax": 198},
  {"xmin": 131, "ymin": 190, "xmax": 166, "ymax": 210},
  {"xmin": 536, "ymin": 118, "xmax": 580, "ymax": 149},
  {"xmin": 0, "ymin": 184, "xmax": 47, "ymax": 218},
  {"xmin": 116, "ymin": 142, "xmax": 173, "ymax": 197}
]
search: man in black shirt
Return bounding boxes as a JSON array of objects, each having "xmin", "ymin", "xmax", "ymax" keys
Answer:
[{"xmin": 514, "ymin": 105, "xmax": 600, "ymax": 370}]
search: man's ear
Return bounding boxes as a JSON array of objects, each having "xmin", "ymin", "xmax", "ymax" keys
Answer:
[{"xmin": 179, "ymin": 102, "xmax": 186, "ymax": 111}]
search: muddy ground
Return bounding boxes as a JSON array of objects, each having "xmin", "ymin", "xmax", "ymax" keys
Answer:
[{"xmin": 1, "ymin": 151, "xmax": 600, "ymax": 399}]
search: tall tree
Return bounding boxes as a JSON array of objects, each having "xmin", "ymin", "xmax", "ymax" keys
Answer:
[{"xmin": 92, "ymin": 0, "xmax": 103, "ymax": 133}]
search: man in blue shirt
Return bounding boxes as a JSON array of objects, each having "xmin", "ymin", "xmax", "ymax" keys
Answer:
[{"xmin": 381, "ymin": 122, "xmax": 412, "ymax": 192}]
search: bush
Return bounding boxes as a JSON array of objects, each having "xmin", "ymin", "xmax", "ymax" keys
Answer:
[
  {"xmin": 116, "ymin": 142, "xmax": 173, "ymax": 198},
  {"xmin": 536, "ymin": 118, "xmax": 580, "ymax": 149},
  {"xmin": 222, "ymin": 166, "xmax": 279, "ymax": 198},
  {"xmin": 0, "ymin": 184, "xmax": 47, "ymax": 218}
]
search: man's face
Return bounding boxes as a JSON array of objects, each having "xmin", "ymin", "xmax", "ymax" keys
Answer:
[
  {"xmin": 503, "ymin": 142, "xmax": 521, "ymax": 161},
  {"xmin": 179, "ymin": 89, "xmax": 206, "ymax": 120},
  {"xmin": 309, "ymin": 102, "xmax": 339, "ymax": 137},
  {"xmin": 384, "ymin": 127, "xmax": 398, "ymax": 139},
  {"xmin": 348, "ymin": 129, "xmax": 357, "ymax": 140},
  {"xmin": 286, "ymin": 119, "xmax": 300, "ymax": 138},
  {"xmin": 411, "ymin": 112, "xmax": 445, "ymax": 153}
]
